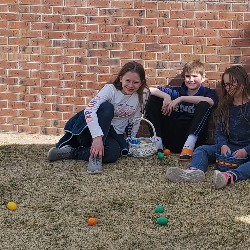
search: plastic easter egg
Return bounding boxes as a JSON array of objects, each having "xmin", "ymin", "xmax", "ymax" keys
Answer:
[
  {"xmin": 7, "ymin": 201, "xmax": 17, "ymax": 211},
  {"xmin": 154, "ymin": 205, "xmax": 165, "ymax": 213},
  {"xmin": 157, "ymin": 152, "xmax": 164, "ymax": 160},
  {"xmin": 163, "ymin": 149, "xmax": 171, "ymax": 156},
  {"xmin": 87, "ymin": 217, "xmax": 97, "ymax": 226},
  {"xmin": 156, "ymin": 216, "xmax": 168, "ymax": 225}
]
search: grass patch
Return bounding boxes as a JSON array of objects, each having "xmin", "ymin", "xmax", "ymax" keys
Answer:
[{"xmin": 1, "ymin": 143, "xmax": 250, "ymax": 249}]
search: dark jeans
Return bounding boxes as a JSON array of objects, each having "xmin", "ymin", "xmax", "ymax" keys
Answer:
[
  {"xmin": 146, "ymin": 95, "xmax": 212, "ymax": 153},
  {"xmin": 56, "ymin": 102, "xmax": 128, "ymax": 163}
]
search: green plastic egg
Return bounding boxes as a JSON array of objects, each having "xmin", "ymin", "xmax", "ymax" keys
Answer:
[
  {"xmin": 157, "ymin": 152, "xmax": 164, "ymax": 160},
  {"xmin": 154, "ymin": 205, "xmax": 165, "ymax": 213},
  {"xmin": 156, "ymin": 216, "xmax": 169, "ymax": 225}
]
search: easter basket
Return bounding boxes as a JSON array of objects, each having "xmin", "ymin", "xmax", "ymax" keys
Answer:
[
  {"xmin": 215, "ymin": 153, "xmax": 248, "ymax": 169},
  {"xmin": 128, "ymin": 116, "xmax": 158, "ymax": 157}
]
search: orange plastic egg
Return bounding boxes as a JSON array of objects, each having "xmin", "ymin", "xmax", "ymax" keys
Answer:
[
  {"xmin": 163, "ymin": 149, "xmax": 171, "ymax": 156},
  {"xmin": 87, "ymin": 217, "xmax": 97, "ymax": 226}
]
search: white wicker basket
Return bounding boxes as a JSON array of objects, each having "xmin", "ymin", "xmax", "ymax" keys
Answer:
[{"xmin": 128, "ymin": 117, "xmax": 158, "ymax": 157}]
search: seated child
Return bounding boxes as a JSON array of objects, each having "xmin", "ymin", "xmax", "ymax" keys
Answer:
[
  {"xmin": 48, "ymin": 61, "xmax": 148, "ymax": 174},
  {"xmin": 146, "ymin": 60, "xmax": 218, "ymax": 160}
]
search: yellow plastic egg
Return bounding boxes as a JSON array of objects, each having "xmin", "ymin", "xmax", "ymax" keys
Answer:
[{"xmin": 7, "ymin": 201, "xmax": 17, "ymax": 211}]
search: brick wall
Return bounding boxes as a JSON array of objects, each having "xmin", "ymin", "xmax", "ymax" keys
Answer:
[{"xmin": 0, "ymin": 0, "xmax": 249, "ymax": 136}]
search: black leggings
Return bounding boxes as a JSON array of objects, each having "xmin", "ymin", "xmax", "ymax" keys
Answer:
[{"xmin": 146, "ymin": 95, "xmax": 212, "ymax": 153}]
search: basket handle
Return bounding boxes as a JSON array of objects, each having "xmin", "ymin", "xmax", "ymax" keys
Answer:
[{"xmin": 132, "ymin": 116, "xmax": 156, "ymax": 139}]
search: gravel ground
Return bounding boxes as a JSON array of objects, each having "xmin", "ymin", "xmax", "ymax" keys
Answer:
[{"xmin": 1, "ymin": 132, "xmax": 250, "ymax": 250}]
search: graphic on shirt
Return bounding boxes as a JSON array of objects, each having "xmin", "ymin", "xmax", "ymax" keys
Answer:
[
  {"xmin": 114, "ymin": 103, "xmax": 136, "ymax": 118},
  {"xmin": 84, "ymin": 96, "xmax": 101, "ymax": 123},
  {"xmin": 174, "ymin": 103, "xmax": 195, "ymax": 114}
]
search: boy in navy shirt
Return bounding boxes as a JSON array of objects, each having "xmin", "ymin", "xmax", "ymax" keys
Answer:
[{"xmin": 146, "ymin": 60, "xmax": 218, "ymax": 160}]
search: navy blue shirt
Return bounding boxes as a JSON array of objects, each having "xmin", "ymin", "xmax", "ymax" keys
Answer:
[
  {"xmin": 158, "ymin": 83, "xmax": 218, "ymax": 120},
  {"xmin": 216, "ymin": 102, "xmax": 250, "ymax": 155}
]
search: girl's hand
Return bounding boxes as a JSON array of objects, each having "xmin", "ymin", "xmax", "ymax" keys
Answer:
[
  {"xmin": 232, "ymin": 148, "xmax": 248, "ymax": 159},
  {"xmin": 221, "ymin": 145, "xmax": 231, "ymax": 156},
  {"xmin": 90, "ymin": 136, "xmax": 104, "ymax": 158}
]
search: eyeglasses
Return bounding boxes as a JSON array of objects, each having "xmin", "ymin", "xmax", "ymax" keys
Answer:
[{"xmin": 222, "ymin": 81, "xmax": 238, "ymax": 89}]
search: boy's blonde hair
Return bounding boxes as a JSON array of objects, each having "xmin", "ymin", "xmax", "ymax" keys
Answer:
[{"xmin": 182, "ymin": 60, "xmax": 205, "ymax": 77}]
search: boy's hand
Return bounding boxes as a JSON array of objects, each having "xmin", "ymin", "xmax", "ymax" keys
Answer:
[
  {"xmin": 161, "ymin": 95, "xmax": 171, "ymax": 115},
  {"xmin": 232, "ymin": 148, "xmax": 248, "ymax": 159},
  {"xmin": 162, "ymin": 97, "xmax": 181, "ymax": 116},
  {"xmin": 91, "ymin": 136, "xmax": 104, "ymax": 158}
]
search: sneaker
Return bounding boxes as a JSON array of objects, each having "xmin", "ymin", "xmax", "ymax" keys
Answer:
[
  {"xmin": 213, "ymin": 170, "xmax": 234, "ymax": 189},
  {"xmin": 166, "ymin": 167, "xmax": 205, "ymax": 183},
  {"xmin": 48, "ymin": 145, "xmax": 74, "ymax": 161},
  {"xmin": 87, "ymin": 156, "xmax": 103, "ymax": 174},
  {"xmin": 156, "ymin": 136, "xmax": 163, "ymax": 151},
  {"xmin": 179, "ymin": 148, "xmax": 193, "ymax": 161}
]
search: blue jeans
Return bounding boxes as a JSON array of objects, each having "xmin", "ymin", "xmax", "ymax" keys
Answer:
[
  {"xmin": 190, "ymin": 144, "xmax": 250, "ymax": 181},
  {"xmin": 56, "ymin": 102, "xmax": 128, "ymax": 163}
]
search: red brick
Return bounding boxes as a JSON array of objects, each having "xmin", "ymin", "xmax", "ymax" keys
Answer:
[
  {"xmin": 0, "ymin": 0, "xmax": 18, "ymax": 4},
  {"xmin": 19, "ymin": 30, "xmax": 41, "ymax": 38},
  {"xmin": 219, "ymin": 12, "xmax": 244, "ymax": 21},
  {"xmin": 0, "ymin": 101, "xmax": 7, "ymax": 108},
  {"xmin": 207, "ymin": 20, "xmax": 232, "ymax": 29},
  {"xmin": 207, "ymin": 38, "xmax": 230, "ymax": 46},
  {"xmin": 219, "ymin": 29, "xmax": 244, "ymax": 38},
  {"xmin": 205, "ymin": 55, "xmax": 230, "ymax": 63},
  {"xmin": 183, "ymin": 37, "xmax": 206, "ymax": 45},
  {"xmin": 110, "ymin": 51, "xmax": 133, "ymax": 59},
  {"xmin": 76, "ymin": 24, "xmax": 98, "ymax": 33},
  {"xmin": 170, "ymin": 11, "xmax": 194, "ymax": 19},
  {"xmin": 232, "ymin": 39, "xmax": 250, "ymax": 47},
  {"xmin": 133, "ymin": 52, "xmax": 156, "ymax": 60},
  {"xmin": 234, "ymin": 21, "xmax": 250, "ymax": 29},
  {"xmin": 0, "ymin": 108, "xmax": 18, "ymax": 116},
  {"xmin": 0, "ymin": 124, "xmax": 18, "ymax": 132},
  {"xmin": 0, "ymin": 13, "xmax": 19, "ymax": 21},
  {"xmin": 8, "ymin": 70, "xmax": 30, "ymax": 78},
  {"xmin": 0, "ymin": 28, "xmax": 19, "ymax": 37},
  {"xmin": 182, "ymin": 54, "xmax": 205, "ymax": 63},
  {"xmin": 8, "ymin": 21, "xmax": 29, "ymax": 29},
  {"xmin": 196, "ymin": 12, "xmax": 219, "ymax": 20},
  {"xmin": 159, "ymin": 36, "xmax": 182, "ymax": 44},
  {"xmin": 207, "ymin": 3, "xmax": 231, "ymax": 11},
  {"xmin": 111, "ymin": 34, "xmax": 135, "ymax": 42},
  {"xmin": 170, "ymin": 45, "xmax": 192, "ymax": 53},
  {"xmin": 146, "ymin": 9, "xmax": 164, "ymax": 18},
  {"xmin": 30, "ymin": 5, "xmax": 52, "ymax": 14},
  {"xmin": 111, "ymin": 1, "xmax": 133, "ymax": 9},
  {"xmin": 183, "ymin": 2, "xmax": 206, "ymax": 11},
  {"xmin": 170, "ymin": 27, "xmax": 193, "ymax": 36},
  {"xmin": 158, "ymin": 2, "xmax": 182, "ymax": 11}
]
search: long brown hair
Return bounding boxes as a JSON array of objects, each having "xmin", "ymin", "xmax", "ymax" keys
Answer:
[
  {"xmin": 112, "ymin": 61, "xmax": 148, "ymax": 110},
  {"xmin": 214, "ymin": 65, "xmax": 250, "ymax": 135}
]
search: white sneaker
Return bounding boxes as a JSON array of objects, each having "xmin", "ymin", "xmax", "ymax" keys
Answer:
[
  {"xmin": 48, "ymin": 145, "xmax": 73, "ymax": 161},
  {"xmin": 87, "ymin": 156, "xmax": 103, "ymax": 174},
  {"xmin": 156, "ymin": 136, "xmax": 163, "ymax": 150},
  {"xmin": 166, "ymin": 167, "xmax": 205, "ymax": 183}
]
